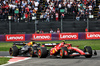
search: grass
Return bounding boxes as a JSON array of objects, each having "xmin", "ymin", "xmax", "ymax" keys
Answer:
[
  {"xmin": 0, "ymin": 57, "xmax": 10, "ymax": 65},
  {"xmin": 0, "ymin": 42, "xmax": 13, "ymax": 51},
  {"xmin": 0, "ymin": 40, "xmax": 100, "ymax": 51}
]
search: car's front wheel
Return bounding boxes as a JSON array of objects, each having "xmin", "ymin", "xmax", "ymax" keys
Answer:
[
  {"xmin": 84, "ymin": 46, "xmax": 92, "ymax": 58},
  {"xmin": 60, "ymin": 47, "xmax": 68, "ymax": 58}
]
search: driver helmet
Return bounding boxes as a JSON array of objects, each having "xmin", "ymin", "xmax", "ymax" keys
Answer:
[
  {"xmin": 30, "ymin": 40, "xmax": 35, "ymax": 45},
  {"xmin": 32, "ymin": 41, "xmax": 35, "ymax": 44},
  {"xmin": 62, "ymin": 40, "xmax": 65, "ymax": 44}
]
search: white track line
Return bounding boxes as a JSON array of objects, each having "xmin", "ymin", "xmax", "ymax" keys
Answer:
[{"xmin": 0, "ymin": 57, "xmax": 31, "ymax": 66}]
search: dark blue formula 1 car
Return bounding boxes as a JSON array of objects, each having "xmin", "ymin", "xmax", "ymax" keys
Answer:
[{"xmin": 9, "ymin": 42, "xmax": 42, "ymax": 57}]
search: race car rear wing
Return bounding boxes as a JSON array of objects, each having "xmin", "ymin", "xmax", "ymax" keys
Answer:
[
  {"xmin": 13, "ymin": 42, "xmax": 60, "ymax": 47},
  {"xmin": 42, "ymin": 43, "xmax": 59, "ymax": 47},
  {"xmin": 13, "ymin": 42, "xmax": 41, "ymax": 46},
  {"xmin": 13, "ymin": 42, "xmax": 27, "ymax": 46}
]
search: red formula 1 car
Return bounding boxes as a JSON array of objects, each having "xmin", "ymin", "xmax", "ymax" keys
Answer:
[{"xmin": 37, "ymin": 42, "xmax": 97, "ymax": 58}]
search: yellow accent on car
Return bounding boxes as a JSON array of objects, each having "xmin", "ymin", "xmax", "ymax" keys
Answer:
[
  {"xmin": 53, "ymin": 49, "xmax": 55, "ymax": 53},
  {"xmin": 86, "ymin": 49, "xmax": 88, "ymax": 52},
  {"xmin": 55, "ymin": 48, "xmax": 57, "ymax": 51}
]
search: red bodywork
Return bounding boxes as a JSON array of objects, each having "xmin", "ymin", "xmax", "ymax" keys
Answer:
[{"xmin": 49, "ymin": 42, "xmax": 87, "ymax": 56}]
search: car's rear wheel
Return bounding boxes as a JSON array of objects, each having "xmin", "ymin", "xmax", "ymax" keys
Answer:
[
  {"xmin": 38, "ymin": 47, "xmax": 48, "ymax": 58},
  {"xmin": 9, "ymin": 46, "xmax": 19, "ymax": 56},
  {"xmin": 60, "ymin": 47, "xmax": 68, "ymax": 58},
  {"xmin": 29, "ymin": 46, "xmax": 37, "ymax": 57},
  {"xmin": 84, "ymin": 46, "xmax": 92, "ymax": 58}
]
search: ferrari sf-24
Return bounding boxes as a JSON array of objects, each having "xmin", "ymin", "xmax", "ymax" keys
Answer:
[
  {"xmin": 37, "ymin": 42, "xmax": 97, "ymax": 58},
  {"xmin": 9, "ymin": 41, "xmax": 97, "ymax": 58}
]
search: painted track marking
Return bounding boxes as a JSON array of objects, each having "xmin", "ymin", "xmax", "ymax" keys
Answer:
[{"xmin": 0, "ymin": 57, "xmax": 31, "ymax": 66}]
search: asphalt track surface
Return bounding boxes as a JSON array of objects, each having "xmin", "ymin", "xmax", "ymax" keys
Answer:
[{"xmin": 0, "ymin": 50, "xmax": 100, "ymax": 66}]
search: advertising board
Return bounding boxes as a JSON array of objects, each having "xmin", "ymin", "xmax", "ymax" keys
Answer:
[
  {"xmin": 59, "ymin": 33, "xmax": 78, "ymax": 40},
  {"xmin": 32, "ymin": 34, "xmax": 51, "ymax": 40},
  {"xmin": 86, "ymin": 32, "xmax": 100, "ymax": 39},
  {"xmin": 5, "ymin": 34, "xmax": 25, "ymax": 41}
]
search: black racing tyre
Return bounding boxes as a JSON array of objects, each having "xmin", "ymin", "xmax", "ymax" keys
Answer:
[
  {"xmin": 9, "ymin": 46, "xmax": 19, "ymax": 56},
  {"xmin": 29, "ymin": 46, "xmax": 37, "ymax": 57},
  {"xmin": 60, "ymin": 47, "xmax": 68, "ymax": 58},
  {"xmin": 84, "ymin": 46, "xmax": 92, "ymax": 58},
  {"xmin": 38, "ymin": 47, "xmax": 48, "ymax": 58}
]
